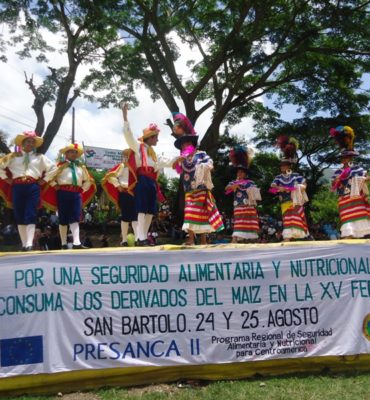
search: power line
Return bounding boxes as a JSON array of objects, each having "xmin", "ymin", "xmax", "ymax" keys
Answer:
[
  {"xmin": 0, "ymin": 113, "xmax": 35, "ymax": 129},
  {"xmin": 0, "ymin": 104, "xmax": 36, "ymax": 124}
]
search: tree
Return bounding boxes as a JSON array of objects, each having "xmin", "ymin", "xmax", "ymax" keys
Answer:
[
  {"xmin": 2, "ymin": 1, "xmax": 369, "ymax": 155},
  {"xmin": 309, "ymin": 186, "xmax": 340, "ymax": 228},
  {"xmin": 0, "ymin": 0, "xmax": 134, "ymax": 153},
  {"xmin": 90, "ymin": 0, "xmax": 370, "ymax": 154},
  {"xmin": 0, "ymin": 129, "xmax": 9, "ymax": 155}
]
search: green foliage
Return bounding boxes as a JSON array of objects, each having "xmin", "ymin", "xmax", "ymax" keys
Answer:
[
  {"xmin": 309, "ymin": 186, "xmax": 340, "ymax": 228},
  {"xmin": 5, "ymin": 372, "xmax": 370, "ymax": 400},
  {"xmin": 250, "ymin": 152, "xmax": 281, "ymax": 218},
  {"xmin": 0, "ymin": 0, "xmax": 369, "ymax": 155},
  {"xmin": 88, "ymin": 168, "xmax": 107, "ymax": 187},
  {"xmin": 91, "ymin": 0, "xmax": 370, "ymax": 150},
  {"xmin": 0, "ymin": 0, "xmax": 133, "ymax": 153}
]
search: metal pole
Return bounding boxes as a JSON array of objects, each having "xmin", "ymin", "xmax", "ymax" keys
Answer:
[{"xmin": 72, "ymin": 107, "xmax": 75, "ymax": 144}]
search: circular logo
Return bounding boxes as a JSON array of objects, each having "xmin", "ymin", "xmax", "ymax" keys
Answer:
[{"xmin": 362, "ymin": 314, "xmax": 370, "ymax": 341}]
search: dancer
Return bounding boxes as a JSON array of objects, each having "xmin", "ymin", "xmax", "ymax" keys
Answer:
[
  {"xmin": 0, "ymin": 131, "xmax": 56, "ymax": 251},
  {"xmin": 102, "ymin": 148, "xmax": 138, "ymax": 246},
  {"xmin": 42, "ymin": 143, "xmax": 96, "ymax": 249},
  {"xmin": 270, "ymin": 136, "xmax": 309, "ymax": 241},
  {"xmin": 330, "ymin": 125, "xmax": 370, "ymax": 238},
  {"xmin": 172, "ymin": 112, "xmax": 224, "ymax": 245},
  {"xmin": 122, "ymin": 103, "xmax": 178, "ymax": 246},
  {"xmin": 225, "ymin": 146, "xmax": 261, "ymax": 243}
]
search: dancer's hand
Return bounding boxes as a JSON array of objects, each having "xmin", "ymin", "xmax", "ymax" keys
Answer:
[{"xmin": 121, "ymin": 102, "xmax": 128, "ymax": 121}]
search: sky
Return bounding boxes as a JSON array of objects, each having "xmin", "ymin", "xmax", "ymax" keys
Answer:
[{"xmin": 0, "ymin": 27, "xmax": 257, "ymax": 175}]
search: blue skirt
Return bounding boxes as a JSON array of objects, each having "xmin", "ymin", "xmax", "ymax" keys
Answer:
[
  {"xmin": 57, "ymin": 190, "xmax": 82, "ymax": 225},
  {"xmin": 12, "ymin": 183, "xmax": 40, "ymax": 224},
  {"xmin": 134, "ymin": 175, "xmax": 157, "ymax": 215},
  {"xmin": 119, "ymin": 191, "xmax": 138, "ymax": 222}
]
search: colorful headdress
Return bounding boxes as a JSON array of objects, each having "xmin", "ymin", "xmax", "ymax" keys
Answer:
[
  {"xmin": 14, "ymin": 131, "xmax": 43, "ymax": 148},
  {"xmin": 276, "ymin": 135, "xmax": 299, "ymax": 164},
  {"xmin": 59, "ymin": 143, "xmax": 84, "ymax": 158},
  {"xmin": 172, "ymin": 112, "xmax": 198, "ymax": 150},
  {"xmin": 329, "ymin": 125, "xmax": 358, "ymax": 157},
  {"xmin": 229, "ymin": 146, "xmax": 254, "ymax": 171},
  {"xmin": 139, "ymin": 123, "xmax": 160, "ymax": 142}
]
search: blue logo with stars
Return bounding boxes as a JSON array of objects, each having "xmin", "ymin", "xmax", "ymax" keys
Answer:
[{"xmin": 0, "ymin": 335, "xmax": 43, "ymax": 367}]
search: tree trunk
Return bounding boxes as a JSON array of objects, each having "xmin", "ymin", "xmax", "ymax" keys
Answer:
[{"xmin": 199, "ymin": 118, "xmax": 222, "ymax": 158}]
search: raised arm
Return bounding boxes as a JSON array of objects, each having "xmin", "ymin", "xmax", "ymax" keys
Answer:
[{"xmin": 121, "ymin": 103, "xmax": 140, "ymax": 154}]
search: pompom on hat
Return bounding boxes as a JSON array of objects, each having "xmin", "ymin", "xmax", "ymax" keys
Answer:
[
  {"xmin": 172, "ymin": 112, "xmax": 198, "ymax": 150},
  {"xmin": 229, "ymin": 145, "xmax": 254, "ymax": 171},
  {"xmin": 14, "ymin": 131, "xmax": 43, "ymax": 148},
  {"xmin": 59, "ymin": 143, "xmax": 84, "ymax": 158},
  {"xmin": 329, "ymin": 125, "xmax": 359, "ymax": 157},
  {"xmin": 139, "ymin": 123, "xmax": 160, "ymax": 142},
  {"xmin": 276, "ymin": 135, "xmax": 299, "ymax": 164}
]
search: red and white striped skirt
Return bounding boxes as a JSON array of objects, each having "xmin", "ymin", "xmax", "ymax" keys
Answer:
[
  {"xmin": 183, "ymin": 189, "xmax": 224, "ymax": 233},
  {"xmin": 232, "ymin": 205, "xmax": 259, "ymax": 239}
]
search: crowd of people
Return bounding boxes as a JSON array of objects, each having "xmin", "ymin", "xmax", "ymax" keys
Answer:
[{"xmin": 0, "ymin": 116, "xmax": 369, "ymax": 251}]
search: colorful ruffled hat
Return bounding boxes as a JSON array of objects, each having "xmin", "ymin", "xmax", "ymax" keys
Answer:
[
  {"xmin": 276, "ymin": 135, "xmax": 299, "ymax": 164},
  {"xmin": 172, "ymin": 112, "xmax": 198, "ymax": 150},
  {"xmin": 329, "ymin": 125, "xmax": 359, "ymax": 157},
  {"xmin": 14, "ymin": 131, "xmax": 43, "ymax": 148},
  {"xmin": 59, "ymin": 143, "xmax": 84, "ymax": 158},
  {"xmin": 139, "ymin": 123, "xmax": 160, "ymax": 142},
  {"xmin": 229, "ymin": 146, "xmax": 254, "ymax": 171}
]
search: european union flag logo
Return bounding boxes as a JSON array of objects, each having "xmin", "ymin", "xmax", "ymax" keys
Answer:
[{"xmin": 0, "ymin": 335, "xmax": 43, "ymax": 367}]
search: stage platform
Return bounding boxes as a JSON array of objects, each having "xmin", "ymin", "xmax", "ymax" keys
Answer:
[
  {"xmin": 1, "ymin": 239, "xmax": 370, "ymax": 395},
  {"xmin": 1, "ymin": 237, "xmax": 370, "ymax": 256}
]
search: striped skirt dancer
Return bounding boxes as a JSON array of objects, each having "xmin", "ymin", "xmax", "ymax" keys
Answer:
[
  {"xmin": 281, "ymin": 201, "xmax": 308, "ymax": 240},
  {"xmin": 232, "ymin": 205, "xmax": 259, "ymax": 240},
  {"xmin": 183, "ymin": 189, "xmax": 224, "ymax": 233},
  {"xmin": 338, "ymin": 195, "xmax": 370, "ymax": 238}
]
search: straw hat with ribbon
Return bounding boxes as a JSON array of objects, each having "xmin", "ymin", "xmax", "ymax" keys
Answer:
[
  {"xmin": 14, "ymin": 131, "xmax": 43, "ymax": 148},
  {"xmin": 59, "ymin": 143, "xmax": 84, "ymax": 158},
  {"xmin": 138, "ymin": 123, "xmax": 160, "ymax": 142}
]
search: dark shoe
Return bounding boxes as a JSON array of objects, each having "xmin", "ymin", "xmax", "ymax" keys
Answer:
[
  {"xmin": 120, "ymin": 241, "xmax": 128, "ymax": 247},
  {"xmin": 137, "ymin": 239, "xmax": 149, "ymax": 246},
  {"xmin": 25, "ymin": 246, "xmax": 33, "ymax": 251},
  {"xmin": 72, "ymin": 244, "xmax": 88, "ymax": 250},
  {"xmin": 21, "ymin": 246, "xmax": 27, "ymax": 252},
  {"xmin": 61, "ymin": 244, "xmax": 68, "ymax": 250}
]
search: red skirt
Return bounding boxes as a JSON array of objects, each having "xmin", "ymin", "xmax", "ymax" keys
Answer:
[{"xmin": 183, "ymin": 189, "xmax": 224, "ymax": 233}]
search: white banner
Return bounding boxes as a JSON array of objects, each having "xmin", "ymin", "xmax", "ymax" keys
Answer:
[
  {"xmin": 83, "ymin": 145, "xmax": 122, "ymax": 169},
  {"xmin": 0, "ymin": 243, "xmax": 370, "ymax": 378}
]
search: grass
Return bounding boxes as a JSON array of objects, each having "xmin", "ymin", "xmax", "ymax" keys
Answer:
[{"xmin": 2, "ymin": 372, "xmax": 370, "ymax": 400}]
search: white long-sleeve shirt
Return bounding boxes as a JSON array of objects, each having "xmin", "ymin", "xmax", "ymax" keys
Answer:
[
  {"xmin": 0, "ymin": 151, "xmax": 56, "ymax": 181},
  {"xmin": 123, "ymin": 121, "xmax": 177, "ymax": 170},
  {"xmin": 50, "ymin": 162, "xmax": 92, "ymax": 192},
  {"xmin": 107, "ymin": 164, "xmax": 129, "ymax": 188}
]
